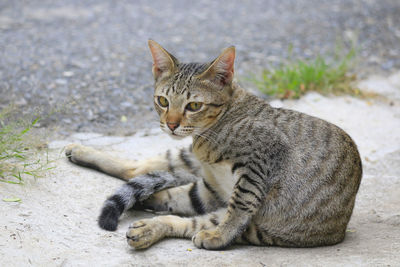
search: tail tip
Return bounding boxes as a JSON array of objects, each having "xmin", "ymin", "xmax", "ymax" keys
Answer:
[{"xmin": 98, "ymin": 205, "xmax": 120, "ymax": 231}]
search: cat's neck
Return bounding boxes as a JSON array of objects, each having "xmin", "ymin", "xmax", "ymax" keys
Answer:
[
  {"xmin": 229, "ymin": 82, "xmax": 269, "ymax": 110},
  {"xmin": 199, "ymin": 82, "xmax": 267, "ymax": 132}
]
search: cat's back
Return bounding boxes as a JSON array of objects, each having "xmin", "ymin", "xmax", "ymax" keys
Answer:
[
  {"xmin": 223, "ymin": 91, "xmax": 361, "ymax": 166},
  {"xmin": 213, "ymin": 90, "xmax": 362, "ymax": 192}
]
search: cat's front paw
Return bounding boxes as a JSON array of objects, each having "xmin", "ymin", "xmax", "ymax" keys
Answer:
[
  {"xmin": 192, "ymin": 228, "xmax": 228, "ymax": 250},
  {"xmin": 126, "ymin": 219, "xmax": 166, "ymax": 249}
]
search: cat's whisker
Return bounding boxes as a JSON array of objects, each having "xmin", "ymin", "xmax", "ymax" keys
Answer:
[
  {"xmin": 193, "ymin": 130, "xmax": 220, "ymax": 146},
  {"xmin": 193, "ymin": 127, "xmax": 220, "ymax": 143}
]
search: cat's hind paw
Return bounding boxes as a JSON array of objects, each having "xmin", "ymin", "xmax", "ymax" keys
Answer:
[
  {"xmin": 65, "ymin": 143, "xmax": 80, "ymax": 162},
  {"xmin": 65, "ymin": 143, "xmax": 95, "ymax": 163}
]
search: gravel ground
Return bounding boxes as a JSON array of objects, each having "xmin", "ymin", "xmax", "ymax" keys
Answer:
[{"xmin": 1, "ymin": 0, "xmax": 400, "ymax": 135}]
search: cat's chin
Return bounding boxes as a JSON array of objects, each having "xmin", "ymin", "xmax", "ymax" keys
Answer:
[{"xmin": 169, "ymin": 133, "xmax": 188, "ymax": 140}]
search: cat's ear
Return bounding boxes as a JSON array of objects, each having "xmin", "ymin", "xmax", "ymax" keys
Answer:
[
  {"xmin": 148, "ymin": 40, "xmax": 178, "ymax": 80},
  {"xmin": 197, "ymin": 46, "xmax": 235, "ymax": 86}
]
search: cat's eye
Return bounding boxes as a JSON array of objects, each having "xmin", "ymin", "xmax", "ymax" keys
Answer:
[
  {"xmin": 186, "ymin": 102, "xmax": 203, "ymax": 112},
  {"xmin": 157, "ymin": 96, "xmax": 169, "ymax": 107}
]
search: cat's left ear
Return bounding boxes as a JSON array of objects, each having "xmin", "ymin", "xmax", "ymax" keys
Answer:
[
  {"xmin": 148, "ymin": 40, "xmax": 178, "ymax": 81},
  {"xmin": 197, "ymin": 46, "xmax": 235, "ymax": 86}
]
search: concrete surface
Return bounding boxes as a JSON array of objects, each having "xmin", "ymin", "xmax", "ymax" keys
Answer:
[{"xmin": 1, "ymin": 72, "xmax": 400, "ymax": 266}]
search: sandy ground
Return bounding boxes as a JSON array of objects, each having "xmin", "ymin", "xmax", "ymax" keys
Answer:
[{"xmin": 1, "ymin": 72, "xmax": 400, "ymax": 266}]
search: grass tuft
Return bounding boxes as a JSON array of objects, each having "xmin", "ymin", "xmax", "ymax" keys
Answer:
[
  {"xmin": 0, "ymin": 106, "xmax": 53, "ymax": 184},
  {"xmin": 249, "ymin": 46, "xmax": 361, "ymax": 99}
]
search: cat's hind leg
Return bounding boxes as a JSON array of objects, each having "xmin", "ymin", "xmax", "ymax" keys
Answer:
[
  {"xmin": 126, "ymin": 209, "xmax": 226, "ymax": 249},
  {"xmin": 140, "ymin": 177, "xmax": 227, "ymax": 216},
  {"xmin": 98, "ymin": 170, "xmax": 198, "ymax": 231},
  {"xmin": 99, "ymin": 175, "xmax": 226, "ymax": 231},
  {"xmin": 65, "ymin": 144, "xmax": 199, "ymax": 180},
  {"xmin": 65, "ymin": 144, "xmax": 139, "ymax": 180}
]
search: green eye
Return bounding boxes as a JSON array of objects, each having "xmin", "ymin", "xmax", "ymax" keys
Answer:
[
  {"xmin": 186, "ymin": 102, "xmax": 203, "ymax": 112},
  {"xmin": 157, "ymin": 96, "xmax": 169, "ymax": 107}
]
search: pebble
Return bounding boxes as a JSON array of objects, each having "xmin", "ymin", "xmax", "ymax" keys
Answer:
[
  {"xmin": 87, "ymin": 109, "xmax": 95, "ymax": 121},
  {"xmin": 62, "ymin": 118, "xmax": 72, "ymax": 124},
  {"xmin": 120, "ymin": 101, "xmax": 132, "ymax": 108},
  {"xmin": 63, "ymin": 71, "xmax": 74, "ymax": 77},
  {"xmin": 15, "ymin": 98, "xmax": 27, "ymax": 106},
  {"xmin": 55, "ymin": 79, "xmax": 67, "ymax": 85}
]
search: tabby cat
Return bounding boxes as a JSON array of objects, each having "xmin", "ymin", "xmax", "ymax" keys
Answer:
[{"xmin": 65, "ymin": 40, "xmax": 362, "ymax": 250}]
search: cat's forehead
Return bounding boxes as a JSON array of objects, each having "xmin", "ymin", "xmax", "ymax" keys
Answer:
[
  {"xmin": 173, "ymin": 63, "xmax": 208, "ymax": 93},
  {"xmin": 158, "ymin": 62, "xmax": 209, "ymax": 96}
]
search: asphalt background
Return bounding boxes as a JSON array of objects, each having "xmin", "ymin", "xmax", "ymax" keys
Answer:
[{"xmin": 1, "ymin": 0, "xmax": 399, "ymax": 135}]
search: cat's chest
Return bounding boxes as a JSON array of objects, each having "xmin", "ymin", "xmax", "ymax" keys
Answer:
[{"xmin": 201, "ymin": 162, "xmax": 237, "ymax": 202}]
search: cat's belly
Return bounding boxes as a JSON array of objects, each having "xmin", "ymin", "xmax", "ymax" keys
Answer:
[{"xmin": 201, "ymin": 162, "xmax": 237, "ymax": 202}]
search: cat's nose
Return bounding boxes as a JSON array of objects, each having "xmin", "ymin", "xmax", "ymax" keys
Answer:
[{"xmin": 167, "ymin": 122, "xmax": 179, "ymax": 131}]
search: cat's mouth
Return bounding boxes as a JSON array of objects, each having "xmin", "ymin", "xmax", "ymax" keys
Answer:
[
  {"xmin": 162, "ymin": 128, "xmax": 190, "ymax": 139},
  {"xmin": 160, "ymin": 123, "xmax": 194, "ymax": 139},
  {"xmin": 166, "ymin": 130, "xmax": 193, "ymax": 140}
]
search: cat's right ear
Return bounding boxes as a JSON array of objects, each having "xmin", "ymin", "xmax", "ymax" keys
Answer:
[{"xmin": 148, "ymin": 40, "xmax": 178, "ymax": 81}]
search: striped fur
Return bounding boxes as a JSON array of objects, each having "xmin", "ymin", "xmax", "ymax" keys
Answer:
[{"xmin": 65, "ymin": 40, "xmax": 362, "ymax": 250}]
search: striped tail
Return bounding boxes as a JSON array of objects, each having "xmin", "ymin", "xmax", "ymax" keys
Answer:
[{"xmin": 98, "ymin": 171, "xmax": 195, "ymax": 231}]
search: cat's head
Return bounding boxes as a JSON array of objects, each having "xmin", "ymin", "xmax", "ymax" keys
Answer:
[{"xmin": 148, "ymin": 40, "xmax": 236, "ymax": 139}]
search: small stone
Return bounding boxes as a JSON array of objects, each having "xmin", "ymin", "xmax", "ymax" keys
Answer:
[
  {"xmin": 87, "ymin": 109, "xmax": 95, "ymax": 121},
  {"xmin": 63, "ymin": 71, "xmax": 74, "ymax": 77},
  {"xmin": 55, "ymin": 79, "xmax": 67, "ymax": 85},
  {"xmin": 121, "ymin": 101, "xmax": 132, "ymax": 108},
  {"xmin": 110, "ymin": 71, "xmax": 120, "ymax": 77},
  {"xmin": 15, "ymin": 98, "xmax": 27, "ymax": 106},
  {"xmin": 171, "ymin": 36, "xmax": 183, "ymax": 43},
  {"xmin": 69, "ymin": 60, "xmax": 86, "ymax": 69},
  {"xmin": 382, "ymin": 60, "xmax": 394, "ymax": 70},
  {"xmin": 63, "ymin": 118, "xmax": 72, "ymax": 124}
]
